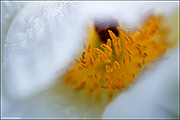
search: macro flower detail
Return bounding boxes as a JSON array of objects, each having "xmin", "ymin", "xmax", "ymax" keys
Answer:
[
  {"xmin": 60, "ymin": 14, "xmax": 170, "ymax": 102},
  {"xmin": 2, "ymin": 1, "xmax": 178, "ymax": 119}
]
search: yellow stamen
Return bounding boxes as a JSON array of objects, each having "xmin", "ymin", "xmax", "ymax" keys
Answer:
[
  {"xmin": 113, "ymin": 61, "xmax": 120, "ymax": 69},
  {"xmin": 60, "ymin": 14, "xmax": 176, "ymax": 103}
]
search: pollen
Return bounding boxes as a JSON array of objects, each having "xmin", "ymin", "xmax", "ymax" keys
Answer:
[{"xmin": 61, "ymin": 14, "xmax": 173, "ymax": 102}]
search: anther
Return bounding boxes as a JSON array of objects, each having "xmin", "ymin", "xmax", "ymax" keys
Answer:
[{"xmin": 113, "ymin": 61, "xmax": 120, "ymax": 69}]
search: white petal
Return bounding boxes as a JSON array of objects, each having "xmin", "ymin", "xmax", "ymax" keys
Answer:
[
  {"xmin": 3, "ymin": 2, "xmax": 83, "ymax": 98},
  {"xmin": 102, "ymin": 48, "xmax": 178, "ymax": 118}
]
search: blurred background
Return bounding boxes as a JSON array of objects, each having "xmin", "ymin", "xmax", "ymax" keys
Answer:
[{"xmin": 1, "ymin": 1, "xmax": 179, "ymax": 118}]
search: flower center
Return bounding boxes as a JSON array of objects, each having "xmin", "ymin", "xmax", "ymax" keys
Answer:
[{"xmin": 62, "ymin": 14, "xmax": 169, "ymax": 101}]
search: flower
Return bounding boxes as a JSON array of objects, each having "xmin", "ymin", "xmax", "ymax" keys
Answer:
[
  {"xmin": 62, "ymin": 14, "xmax": 171, "ymax": 99},
  {"xmin": 2, "ymin": 1, "xmax": 179, "ymax": 119},
  {"xmin": 52, "ymin": 12, "xmax": 178, "ymax": 118}
]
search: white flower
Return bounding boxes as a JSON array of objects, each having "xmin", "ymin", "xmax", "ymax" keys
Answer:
[{"xmin": 2, "ymin": 1, "xmax": 179, "ymax": 119}]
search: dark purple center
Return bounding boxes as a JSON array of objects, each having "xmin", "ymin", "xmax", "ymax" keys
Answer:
[{"xmin": 94, "ymin": 17, "xmax": 119, "ymax": 43}]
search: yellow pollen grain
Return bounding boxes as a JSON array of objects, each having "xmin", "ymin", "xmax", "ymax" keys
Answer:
[
  {"xmin": 113, "ymin": 61, "xmax": 120, "ymax": 69},
  {"xmin": 126, "ymin": 47, "xmax": 133, "ymax": 55},
  {"xmin": 107, "ymin": 39, "xmax": 112, "ymax": 47},
  {"xmin": 101, "ymin": 44, "xmax": 112, "ymax": 53},
  {"xmin": 104, "ymin": 59, "xmax": 111, "ymax": 64},
  {"xmin": 106, "ymin": 65, "xmax": 113, "ymax": 73}
]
